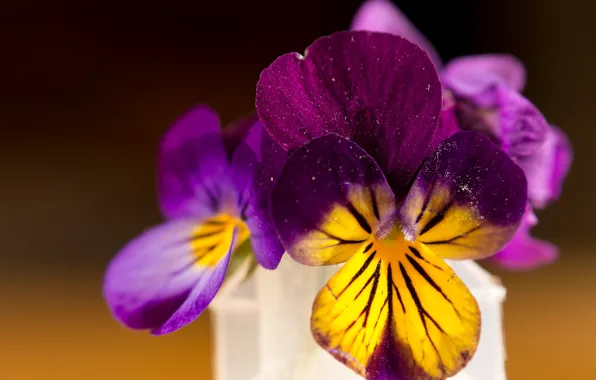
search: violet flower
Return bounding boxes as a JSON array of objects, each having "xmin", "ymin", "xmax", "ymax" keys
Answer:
[
  {"xmin": 352, "ymin": 0, "xmax": 572, "ymax": 270},
  {"xmin": 103, "ymin": 106, "xmax": 286, "ymax": 334},
  {"xmin": 256, "ymin": 31, "xmax": 527, "ymax": 380}
]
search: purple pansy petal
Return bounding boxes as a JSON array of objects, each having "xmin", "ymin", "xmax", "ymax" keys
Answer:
[
  {"xmin": 442, "ymin": 54, "xmax": 526, "ymax": 106},
  {"xmin": 518, "ymin": 125, "xmax": 573, "ymax": 208},
  {"xmin": 222, "ymin": 112, "xmax": 260, "ymax": 158},
  {"xmin": 103, "ymin": 219, "xmax": 233, "ymax": 332},
  {"xmin": 400, "ymin": 131, "xmax": 527, "ymax": 260},
  {"xmin": 256, "ymin": 31, "xmax": 442, "ymax": 199},
  {"xmin": 271, "ymin": 134, "xmax": 397, "ymax": 266},
  {"xmin": 231, "ymin": 121, "xmax": 287, "ymax": 269},
  {"xmin": 497, "ymin": 87, "xmax": 549, "ymax": 158},
  {"xmin": 158, "ymin": 106, "xmax": 235, "ymax": 220},
  {"xmin": 350, "ymin": 0, "xmax": 443, "ymax": 68},
  {"xmin": 152, "ymin": 228, "xmax": 237, "ymax": 335},
  {"xmin": 489, "ymin": 208, "xmax": 558, "ymax": 270}
]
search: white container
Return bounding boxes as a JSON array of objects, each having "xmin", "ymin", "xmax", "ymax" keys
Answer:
[{"xmin": 210, "ymin": 256, "xmax": 506, "ymax": 380}]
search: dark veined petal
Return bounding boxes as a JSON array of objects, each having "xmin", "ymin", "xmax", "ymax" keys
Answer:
[
  {"xmin": 270, "ymin": 134, "xmax": 396, "ymax": 266},
  {"xmin": 488, "ymin": 207, "xmax": 558, "ymax": 270},
  {"xmin": 400, "ymin": 131, "xmax": 527, "ymax": 260},
  {"xmin": 442, "ymin": 54, "xmax": 526, "ymax": 107},
  {"xmin": 103, "ymin": 215, "xmax": 248, "ymax": 334},
  {"xmin": 257, "ymin": 31, "xmax": 442, "ymax": 199},
  {"xmin": 158, "ymin": 105, "xmax": 236, "ymax": 220},
  {"xmin": 231, "ymin": 121, "xmax": 287, "ymax": 269},
  {"xmin": 312, "ymin": 236, "xmax": 479, "ymax": 380},
  {"xmin": 351, "ymin": 0, "xmax": 443, "ymax": 69}
]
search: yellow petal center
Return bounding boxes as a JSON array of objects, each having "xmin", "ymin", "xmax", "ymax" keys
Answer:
[{"xmin": 191, "ymin": 213, "xmax": 250, "ymax": 268}]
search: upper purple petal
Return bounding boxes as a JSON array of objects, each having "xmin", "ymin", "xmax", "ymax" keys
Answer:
[
  {"xmin": 256, "ymin": 31, "xmax": 442, "ymax": 199},
  {"xmin": 103, "ymin": 220, "xmax": 225, "ymax": 332},
  {"xmin": 351, "ymin": 0, "xmax": 443, "ymax": 69},
  {"xmin": 488, "ymin": 207, "xmax": 558, "ymax": 270},
  {"xmin": 157, "ymin": 105, "xmax": 236, "ymax": 220},
  {"xmin": 517, "ymin": 125, "xmax": 573, "ymax": 208},
  {"xmin": 231, "ymin": 121, "xmax": 287, "ymax": 269},
  {"xmin": 442, "ymin": 54, "xmax": 526, "ymax": 106}
]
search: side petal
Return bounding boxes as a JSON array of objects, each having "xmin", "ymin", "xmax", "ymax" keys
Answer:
[
  {"xmin": 231, "ymin": 121, "xmax": 287, "ymax": 269},
  {"xmin": 517, "ymin": 125, "xmax": 573, "ymax": 208},
  {"xmin": 400, "ymin": 131, "xmax": 527, "ymax": 260},
  {"xmin": 350, "ymin": 0, "xmax": 443, "ymax": 68},
  {"xmin": 158, "ymin": 106, "xmax": 235, "ymax": 220},
  {"xmin": 271, "ymin": 134, "xmax": 396, "ymax": 266},
  {"xmin": 256, "ymin": 31, "xmax": 442, "ymax": 199},
  {"xmin": 103, "ymin": 218, "xmax": 237, "ymax": 334},
  {"xmin": 152, "ymin": 227, "xmax": 237, "ymax": 335},
  {"xmin": 442, "ymin": 54, "xmax": 526, "ymax": 106},
  {"xmin": 488, "ymin": 208, "xmax": 558, "ymax": 270},
  {"xmin": 312, "ymin": 239, "xmax": 479, "ymax": 379}
]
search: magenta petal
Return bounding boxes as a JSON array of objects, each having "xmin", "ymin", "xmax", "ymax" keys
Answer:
[
  {"xmin": 489, "ymin": 209, "xmax": 558, "ymax": 270},
  {"xmin": 490, "ymin": 231, "xmax": 558, "ymax": 270},
  {"xmin": 497, "ymin": 87, "xmax": 549, "ymax": 158},
  {"xmin": 442, "ymin": 54, "xmax": 526, "ymax": 106},
  {"xmin": 103, "ymin": 220, "xmax": 230, "ymax": 332},
  {"xmin": 257, "ymin": 31, "xmax": 442, "ymax": 199},
  {"xmin": 158, "ymin": 106, "xmax": 235, "ymax": 220},
  {"xmin": 517, "ymin": 125, "xmax": 573, "ymax": 208},
  {"xmin": 430, "ymin": 90, "xmax": 461, "ymax": 150},
  {"xmin": 350, "ymin": 0, "xmax": 442, "ymax": 68},
  {"xmin": 231, "ymin": 121, "xmax": 287, "ymax": 269}
]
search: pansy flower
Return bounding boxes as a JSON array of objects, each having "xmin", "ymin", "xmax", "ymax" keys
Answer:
[
  {"xmin": 352, "ymin": 0, "xmax": 572, "ymax": 269},
  {"xmin": 256, "ymin": 31, "xmax": 527, "ymax": 379},
  {"xmin": 103, "ymin": 106, "xmax": 286, "ymax": 334}
]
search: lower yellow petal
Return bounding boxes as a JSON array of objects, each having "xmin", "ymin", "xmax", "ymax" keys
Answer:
[{"xmin": 311, "ymin": 234, "xmax": 479, "ymax": 379}]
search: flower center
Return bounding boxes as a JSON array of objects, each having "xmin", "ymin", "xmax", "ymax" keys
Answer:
[
  {"xmin": 374, "ymin": 224, "xmax": 411, "ymax": 256},
  {"xmin": 191, "ymin": 213, "xmax": 250, "ymax": 268}
]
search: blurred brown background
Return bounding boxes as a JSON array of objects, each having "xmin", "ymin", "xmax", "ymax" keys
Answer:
[{"xmin": 0, "ymin": 0, "xmax": 594, "ymax": 379}]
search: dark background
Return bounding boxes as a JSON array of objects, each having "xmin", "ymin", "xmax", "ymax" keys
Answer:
[{"xmin": 1, "ymin": 0, "xmax": 594, "ymax": 378}]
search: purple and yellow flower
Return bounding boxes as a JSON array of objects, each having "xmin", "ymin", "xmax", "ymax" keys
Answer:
[
  {"xmin": 103, "ymin": 106, "xmax": 286, "ymax": 334},
  {"xmin": 256, "ymin": 31, "xmax": 527, "ymax": 380},
  {"xmin": 352, "ymin": 0, "xmax": 572, "ymax": 270}
]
